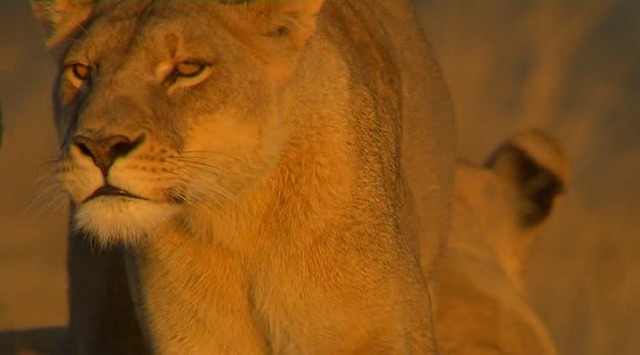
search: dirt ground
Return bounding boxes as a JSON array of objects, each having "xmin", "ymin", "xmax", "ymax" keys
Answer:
[{"xmin": 1, "ymin": 1, "xmax": 638, "ymax": 354}]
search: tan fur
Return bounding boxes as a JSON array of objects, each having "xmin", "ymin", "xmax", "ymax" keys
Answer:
[
  {"xmin": 31, "ymin": 0, "xmax": 454, "ymax": 353},
  {"xmin": 436, "ymin": 131, "xmax": 565, "ymax": 354}
]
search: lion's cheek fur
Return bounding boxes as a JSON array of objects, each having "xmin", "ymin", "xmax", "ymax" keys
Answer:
[{"xmin": 58, "ymin": 145, "xmax": 105, "ymax": 203}]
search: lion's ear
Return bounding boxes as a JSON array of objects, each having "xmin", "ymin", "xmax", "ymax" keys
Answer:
[
  {"xmin": 233, "ymin": 0, "xmax": 325, "ymax": 50},
  {"xmin": 30, "ymin": 0, "xmax": 96, "ymax": 50},
  {"xmin": 485, "ymin": 130, "xmax": 568, "ymax": 227}
]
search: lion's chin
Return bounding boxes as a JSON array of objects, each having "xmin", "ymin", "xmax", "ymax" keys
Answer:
[{"xmin": 73, "ymin": 196, "xmax": 180, "ymax": 246}]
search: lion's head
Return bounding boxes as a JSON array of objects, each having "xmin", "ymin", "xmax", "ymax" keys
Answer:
[{"xmin": 31, "ymin": 0, "xmax": 324, "ymax": 245}]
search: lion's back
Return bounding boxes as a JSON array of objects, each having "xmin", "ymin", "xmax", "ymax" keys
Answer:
[{"xmin": 321, "ymin": 0, "xmax": 455, "ymax": 277}]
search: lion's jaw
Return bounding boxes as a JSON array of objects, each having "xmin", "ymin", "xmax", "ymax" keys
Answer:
[
  {"xmin": 74, "ymin": 198, "xmax": 179, "ymax": 245},
  {"xmin": 59, "ymin": 141, "xmax": 179, "ymax": 245}
]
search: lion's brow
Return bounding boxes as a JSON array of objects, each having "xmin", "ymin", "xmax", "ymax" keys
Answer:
[{"xmin": 93, "ymin": 0, "xmax": 154, "ymax": 19}]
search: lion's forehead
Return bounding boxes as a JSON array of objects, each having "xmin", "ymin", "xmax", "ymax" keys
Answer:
[{"xmin": 70, "ymin": 2, "xmax": 228, "ymax": 66}]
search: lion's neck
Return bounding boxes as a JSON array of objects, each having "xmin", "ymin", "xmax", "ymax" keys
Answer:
[
  {"xmin": 127, "ymin": 121, "xmax": 357, "ymax": 352},
  {"xmin": 126, "ymin": 222, "xmax": 264, "ymax": 353}
]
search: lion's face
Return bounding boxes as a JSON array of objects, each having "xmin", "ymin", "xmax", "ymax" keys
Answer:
[{"xmin": 51, "ymin": 1, "xmax": 312, "ymax": 244}]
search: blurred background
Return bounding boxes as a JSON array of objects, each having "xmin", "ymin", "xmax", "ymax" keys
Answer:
[{"xmin": 1, "ymin": 1, "xmax": 638, "ymax": 354}]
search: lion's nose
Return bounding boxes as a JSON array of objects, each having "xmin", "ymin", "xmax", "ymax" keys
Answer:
[{"xmin": 72, "ymin": 134, "xmax": 140, "ymax": 176}]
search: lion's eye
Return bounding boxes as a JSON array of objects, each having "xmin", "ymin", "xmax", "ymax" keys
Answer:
[
  {"xmin": 69, "ymin": 63, "xmax": 92, "ymax": 81},
  {"xmin": 173, "ymin": 61, "xmax": 207, "ymax": 78}
]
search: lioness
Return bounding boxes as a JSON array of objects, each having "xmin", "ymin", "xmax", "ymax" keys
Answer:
[
  {"xmin": 31, "ymin": 0, "xmax": 454, "ymax": 353},
  {"xmin": 437, "ymin": 131, "xmax": 565, "ymax": 354}
]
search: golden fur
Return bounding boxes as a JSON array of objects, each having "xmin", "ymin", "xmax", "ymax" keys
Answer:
[
  {"xmin": 436, "ymin": 131, "xmax": 566, "ymax": 354},
  {"xmin": 31, "ymin": 0, "xmax": 454, "ymax": 353}
]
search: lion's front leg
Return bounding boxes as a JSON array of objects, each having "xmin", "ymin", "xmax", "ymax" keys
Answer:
[{"xmin": 254, "ymin": 241, "xmax": 437, "ymax": 354}]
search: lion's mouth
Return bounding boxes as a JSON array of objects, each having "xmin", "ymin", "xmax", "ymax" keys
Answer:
[{"xmin": 84, "ymin": 185, "xmax": 143, "ymax": 202}]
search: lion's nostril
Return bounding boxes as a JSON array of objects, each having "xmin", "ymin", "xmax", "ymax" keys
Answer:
[
  {"xmin": 72, "ymin": 134, "xmax": 140, "ymax": 176},
  {"xmin": 75, "ymin": 142, "xmax": 93, "ymax": 158},
  {"xmin": 109, "ymin": 136, "xmax": 135, "ymax": 158}
]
